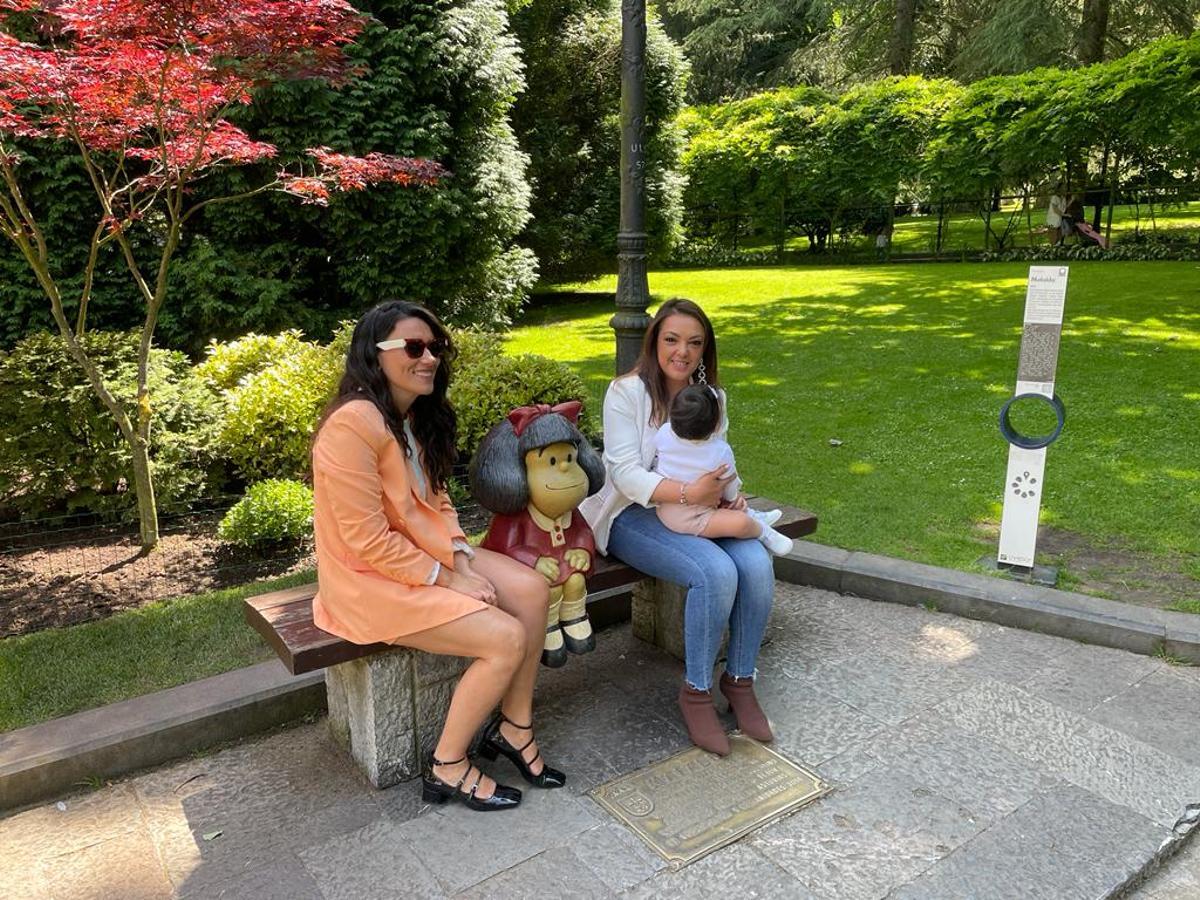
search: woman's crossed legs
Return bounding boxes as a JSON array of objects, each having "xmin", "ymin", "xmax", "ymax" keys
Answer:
[{"xmin": 397, "ymin": 548, "xmax": 549, "ymax": 799}]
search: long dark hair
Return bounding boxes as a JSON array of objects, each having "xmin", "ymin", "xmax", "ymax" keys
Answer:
[
  {"xmin": 317, "ymin": 300, "xmax": 458, "ymax": 491},
  {"xmin": 628, "ymin": 297, "xmax": 719, "ymax": 426}
]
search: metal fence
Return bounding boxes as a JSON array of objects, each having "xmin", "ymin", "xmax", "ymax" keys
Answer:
[{"xmin": 679, "ymin": 184, "xmax": 1200, "ymax": 261}]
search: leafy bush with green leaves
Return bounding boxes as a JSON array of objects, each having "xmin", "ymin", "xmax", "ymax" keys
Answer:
[
  {"xmin": 450, "ymin": 340, "xmax": 597, "ymax": 461},
  {"xmin": 217, "ymin": 342, "xmax": 343, "ymax": 482},
  {"xmin": 0, "ymin": 331, "xmax": 225, "ymax": 517},
  {"xmin": 0, "ymin": 0, "xmax": 538, "ymax": 352},
  {"xmin": 214, "ymin": 324, "xmax": 593, "ymax": 482},
  {"xmin": 195, "ymin": 330, "xmax": 311, "ymax": 391},
  {"xmin": 981, "ymin": 238, "xmax": 1200, "ymax": 263},
  {"xmin": 218, "ymin": 479, "xmax": 314, "ymax": 547}
]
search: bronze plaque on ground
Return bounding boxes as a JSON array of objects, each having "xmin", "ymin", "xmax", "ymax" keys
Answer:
[{"xmin": 589, "ymin": 736, "xmax": 830, "ymax": 869}]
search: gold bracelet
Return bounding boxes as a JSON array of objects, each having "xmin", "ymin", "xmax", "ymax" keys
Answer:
[{"xmin": 679, "ymin": 481, "xmax": 688, "ymax": 505}]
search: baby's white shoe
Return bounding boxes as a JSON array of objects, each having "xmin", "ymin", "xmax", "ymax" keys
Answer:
[
  {"xmin": 747, "ymin": 507, "xmax": 783, "ymax": 529},
  {"xmin": 758, "ymin": 524, "xmax": 794, "ymax": 557}
]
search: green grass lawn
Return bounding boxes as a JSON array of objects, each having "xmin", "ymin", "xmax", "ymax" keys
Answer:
[
  {"xmin": 0, "ymin": 571, "xmax": 311, "ymax": 732},
  {"xmin": 742, "ymin": 201, "xmax": 1200, "ymax": 255},
  {"xmin": 510, "ymin": 262, "xmax": 1200, "ymax": 600}
]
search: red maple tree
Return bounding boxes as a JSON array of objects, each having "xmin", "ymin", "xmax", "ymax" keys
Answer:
[{"xmin": 0, "ymin": 0, "xmax": 444, "ymax": 548}]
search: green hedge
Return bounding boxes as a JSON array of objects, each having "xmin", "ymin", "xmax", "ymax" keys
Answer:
[{"xmin": 0, "ymin": 332, "xmax": 225, "ymax": 518}]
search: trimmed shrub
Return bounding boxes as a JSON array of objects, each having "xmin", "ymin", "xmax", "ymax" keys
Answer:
[
  {"xmin": 450, "ymin": 342, "xmax": 597, "ymax": 462},
  {"xmin": 214, "ymin": 324, "xmax": 594, "ymax": 482},
  {"xmin": 217, "ymin": 343, "xmax": 343, "ymax": 482},
  {"xmin": 218, "ymin": 479, "xmax": 314, "ymax": 547},
  {"xmin": 0, "ymin": 331, "xmax": 225, "ymax": 518},
  {"xmin": 195, "ymin": 330, "xmax": 312, "ymax": 391}
]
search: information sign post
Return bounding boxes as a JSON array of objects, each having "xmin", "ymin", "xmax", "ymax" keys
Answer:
[{"xmin": 996, "ymin": 266, "xmax": 1070, "ymax": 580}]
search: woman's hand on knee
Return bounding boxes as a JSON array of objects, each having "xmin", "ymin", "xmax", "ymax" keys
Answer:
[{"xmin": 441, "ymin": 567, "xmax": 498, "ymax": 605}]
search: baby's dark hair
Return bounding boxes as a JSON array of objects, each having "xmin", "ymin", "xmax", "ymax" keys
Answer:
[{"xmin": 669, "ymin": 384, "xmax": 721, "ymax": 440}]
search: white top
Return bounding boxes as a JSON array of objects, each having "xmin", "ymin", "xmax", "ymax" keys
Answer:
[
  {"xmin": 1046, "ymin": 195, "xmax": 1065, "ymax": 228},
  {"xmin": 402, "ymin": 418, "xmax": 472, "ymax": 583},
  {"xmin": 653, "ymin": 424, "xmax": 741, "ymax": 503},
  {"xmin": 579, "ymin": 374, "xmax": 728, "ymax": 554}
]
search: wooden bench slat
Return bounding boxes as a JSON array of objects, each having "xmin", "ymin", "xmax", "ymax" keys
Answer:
[{"xmin": 245, "ymin": 507, "xmax": 818, "ymax": 676}]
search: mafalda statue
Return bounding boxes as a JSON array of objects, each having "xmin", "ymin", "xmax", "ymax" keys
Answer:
[{"xmin": 470, "ymin": 401, "xmax": 605, "ymax": 667}]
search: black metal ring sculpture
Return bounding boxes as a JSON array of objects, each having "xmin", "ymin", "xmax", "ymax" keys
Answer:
[{"xmin": 999, "ymin": 392, "xmax": 1066, "ymax": 449}]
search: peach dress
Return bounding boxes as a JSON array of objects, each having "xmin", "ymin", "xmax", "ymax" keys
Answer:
[{"xmin": 312, "ymin": 399, "xmax": 486, "ymax": 644}]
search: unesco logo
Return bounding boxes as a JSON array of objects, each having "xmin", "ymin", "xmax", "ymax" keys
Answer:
[{"xmin": 1012, "ymin": 472, "xmax": 1038, "ymax": 499}]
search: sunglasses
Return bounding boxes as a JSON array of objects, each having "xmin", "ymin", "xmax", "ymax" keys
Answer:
[{"xmin": 375, "ymin": 338, "xmax": 449, "ymax": 359}]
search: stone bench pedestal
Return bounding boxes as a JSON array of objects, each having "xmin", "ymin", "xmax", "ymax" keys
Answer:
[
  {"xmin": 631, "ymin": 578, "xmax": 687, "ymax": 660},
  {"xmin": 324, "ymin": 647, "xmax": 468, "ymax": 788}
]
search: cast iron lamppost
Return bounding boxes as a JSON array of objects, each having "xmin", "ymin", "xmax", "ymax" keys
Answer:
[{"xmin": 613, "ymin": 0, "xmax": 651, "ymax": 375}]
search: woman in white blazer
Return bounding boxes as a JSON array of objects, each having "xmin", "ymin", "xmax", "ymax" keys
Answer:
[{"xmin": 580, "ymin": 299, "xmax": 776, "ymax": 756}]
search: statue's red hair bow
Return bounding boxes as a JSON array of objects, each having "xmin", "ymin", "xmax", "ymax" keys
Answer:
[{"xmin": 507, "ymin": 401, "xmax": 582, "ymax": 436}]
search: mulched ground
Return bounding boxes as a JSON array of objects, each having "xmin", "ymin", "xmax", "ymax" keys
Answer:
[
  {"xmin": 1, "ymin": 509, "xmax": 1193, "ymax": 640},
  {"xmin": 0, "ymin": 504, "xmax": 492, "ymax": 639}
]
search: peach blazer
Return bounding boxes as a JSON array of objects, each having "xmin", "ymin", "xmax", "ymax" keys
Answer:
[{"xmin": 311, "ymin": 399, "xmax": 486, "ymax": 645}]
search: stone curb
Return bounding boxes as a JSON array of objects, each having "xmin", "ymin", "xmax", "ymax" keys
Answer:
[
  {"xmin": 4, "ymin": 546, "xmax": 1197, "ymax": 812},
  {"xmin": 775, "ymin": 541, "xmax": 1200, "ymax": 663},
  {"xmin": 0, "ymin": 662, "xmax": 324, "ymax": 813}
]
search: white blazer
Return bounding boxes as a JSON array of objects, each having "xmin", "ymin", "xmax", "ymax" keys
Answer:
[{"xmin": 580, "ymin": 374, "xmax": 728, "ymax": 554}]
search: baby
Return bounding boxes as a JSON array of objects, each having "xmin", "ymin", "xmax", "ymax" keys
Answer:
[{"xmin": 653, "ymin": 384, "xmax": 794, "ymax": 556}]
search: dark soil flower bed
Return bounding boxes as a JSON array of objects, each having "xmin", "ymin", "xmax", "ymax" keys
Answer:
[{"xmin": 0, "ymin": 503, "xmax": 492, "ymax": 639}]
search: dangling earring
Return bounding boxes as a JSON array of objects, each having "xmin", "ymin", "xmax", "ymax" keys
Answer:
[{"xmin": 695, "ymin": 361, "xmax": 707, "ymax": 385}]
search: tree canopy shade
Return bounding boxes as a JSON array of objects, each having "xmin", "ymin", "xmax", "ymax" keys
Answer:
[
  {"xmin": 510, "ymin": 0, "xmax": 687, "ymax": 280},
  {"xmin": 679, "ymin": 33, "xmax": 1200, "ymax": 252},
  {"xmin": 0, "ymin": 0, "xmax": 537, "ymax": 350},
  {"xmin": 0, "ymin": 0, "xmax": 442, "ymax": 549},
  {"xmin": 662, "ymin": 0, "xmax": 1200, "ymax": 99}
]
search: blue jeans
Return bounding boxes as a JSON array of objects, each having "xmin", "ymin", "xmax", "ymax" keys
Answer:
[{"xmin": 607, "ymin": 504, "xmax": 775, "ymax": 691}]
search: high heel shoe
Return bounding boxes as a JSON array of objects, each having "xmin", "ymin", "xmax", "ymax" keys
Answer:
[
  {"xmin": 719, "ymin": 672, "xmax": 773, "ymax": 742},
  {"xmin": 420, "ymin": 754, "xmax": 521, "ymax": 811},
  {"xmin": 479, "ymin": 713, "xmax": 566, "ymax": 788}
]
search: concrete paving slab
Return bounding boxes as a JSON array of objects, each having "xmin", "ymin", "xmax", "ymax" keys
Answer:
[
  {"xmin": 749, "ymin": 765, "xmax": 987, "ymax": 899},
  {"xmin": 619, "ymin": 841, "xmax": 812, "ymax": 900},
  {"xmin": 570, "ymin": 822, "xmax": 666, "ymax": 894},
  {"xmin": 456, "ymin": 846, "xmax": 613, "ymax": 899},
  {"xmin": 297, "ymin": 819, "xmax": 445, "ymax": 900},
  {"xmin": 1130, "ymin": 828, "xmax": 1200, "ymax": 900},
  {"xmin": 178, "ymin": 854, "xmax": 324, "ymax": 900},
  {"xmin": 40, "ymin": 826, "xmax": 174, "ymax": 900},
  {"xmin": 135, "ymin": 725, "xmax": 382, "ymax": 893},
  {"xmin": 1019, "ymin": 641, "xmax": 1165, "ymax": 713},
  {"xmin": 891, "ymin": 785, "xmax": 1169, "ymax": 900},
  {"xmin": 393, "ymin": 788, "xmax": 601, "ymax": 894},
  {"xmin": 859, "ymin": 713, "xmax": 1065, "ymax": 824},
  {"xmin": 936, "ymin": 679, "xmax": 1200, "ymax": 828},
  {"xmin": 1084, "ymin": 667, "xmax": 1200, "ymax": 767},
  {"xmin": 5, "ymin": 582, "xmax": 1200, "ymax": 899},
  {"xmin": 748, "ymin": 676, "xmax": 888, "ymax": 767}
]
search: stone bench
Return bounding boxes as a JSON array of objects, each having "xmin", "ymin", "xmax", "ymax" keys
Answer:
[{"xmin": 244, "ymin": 498, "xmax": 816, "ymax": 787}]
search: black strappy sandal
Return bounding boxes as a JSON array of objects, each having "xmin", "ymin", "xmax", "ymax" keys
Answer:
[
  {"xmin": 421, "ymin": 754, "xmax": 521, "ymax": 811},
  {"xmin": 479, "ymin": 713, "xmax": 566, "ymax": 789}
]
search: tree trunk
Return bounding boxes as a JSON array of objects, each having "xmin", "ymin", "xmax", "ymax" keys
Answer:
[
  {"xmin": 888, "ymin": 0, "xmax": 917, "ymax": 75},
  {"xmin": 128, "ymin": 432, "xmax": 159, "ymax": 550},
  {"xmin": 1078, "ymin": 0, "xmax": 1110, "ymax": 65},
  {"xmin": 1092, "ymin": 146, "xmax": 1109, "ymax": 230}
]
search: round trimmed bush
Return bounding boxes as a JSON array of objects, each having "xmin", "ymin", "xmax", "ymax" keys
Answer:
[
  {"xmin": 218, "ymin": 479, "xmax": 314, "ymax": 547},
  {"xmin": 195, "ymin": 330, "xmax": 311, "ymax": 391}
]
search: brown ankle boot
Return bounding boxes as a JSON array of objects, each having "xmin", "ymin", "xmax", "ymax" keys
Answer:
[
  {"xmin": 719, "ymin": 673, "xmax": 773, "ymax": 742},
  {"xmin": 678, "ymin": 683, "xmax": 731, "ymax": 756}
]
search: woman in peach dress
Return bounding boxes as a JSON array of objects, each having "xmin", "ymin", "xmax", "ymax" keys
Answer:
[{"xmin": 311, "ymin": 300, "xmax": 563, "ymax": 811}]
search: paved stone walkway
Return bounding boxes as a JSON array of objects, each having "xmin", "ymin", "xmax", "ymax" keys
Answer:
[{"xmin": 4, "ymin": 583, "xmax": 1199, "ymax": 899}]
